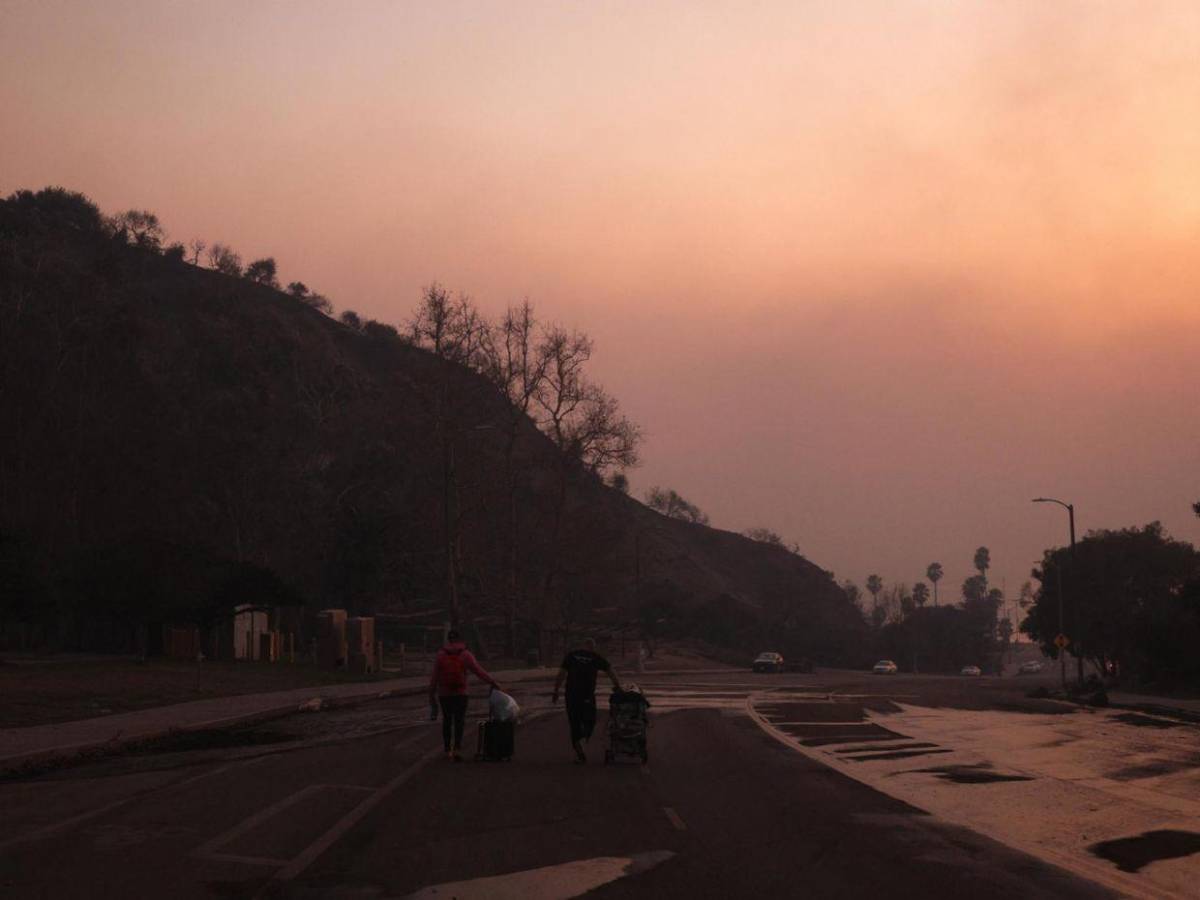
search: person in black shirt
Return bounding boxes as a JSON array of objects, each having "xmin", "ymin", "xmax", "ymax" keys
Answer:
[{"xmin": 552, "ymin": 637, "xmax": 621, "ymax": 764}]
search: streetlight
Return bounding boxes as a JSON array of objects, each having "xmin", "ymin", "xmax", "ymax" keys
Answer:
[{"xmin": 1032, "ymin": 497, "xmax": 1080, "ymax": 686}]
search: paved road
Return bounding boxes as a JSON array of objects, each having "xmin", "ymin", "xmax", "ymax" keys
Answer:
[{"xmin": 0, "ymin": 671, "xmax": 1121, "ymax": 898}]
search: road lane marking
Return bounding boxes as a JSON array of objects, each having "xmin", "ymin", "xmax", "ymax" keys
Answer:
[
  {"xmin": 403, "ymin": 850, "xmax": 676, "ymax": 899},
  {"xmin": 260, "ymin": 747, "xmax": 443, "ymax": 888},
  {"xmin": 199, "ymin": 852, "xmax": 291, "ymax": 868},
  {"xmin": 0, "ymin": 756, "xmax": 267, "ymax": 851},
  {"xmin": 765, "ymin": 721, "xmax": 876, "ymax": 727},
  {"xmin": 194, "ymin": 783, "xmax": 328, "ymax": 860},
  {"xmin": 662, "ymin": 807, "xmax": 686, "ymax": 831}
]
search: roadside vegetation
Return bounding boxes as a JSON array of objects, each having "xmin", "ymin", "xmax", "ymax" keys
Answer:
[{"xmin": 0, "ymin": 186, "xmax": 863, "ymax": 674}]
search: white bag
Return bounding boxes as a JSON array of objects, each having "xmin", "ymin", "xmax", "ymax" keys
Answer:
[{"xmin": 489, "ymin": 688, "xmax": 520, "ymax": 722}]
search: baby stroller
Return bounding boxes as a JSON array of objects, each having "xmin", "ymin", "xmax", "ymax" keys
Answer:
[{"xmin": 605, "ymin": 685, "xmax": 650, "ymax": 764}]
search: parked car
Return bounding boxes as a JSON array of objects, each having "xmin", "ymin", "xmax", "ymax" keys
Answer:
[
  {"xmin": 872, "ymin": 659, "xmax": 898, "ymax": 675},
  {"xmin": 961, "ymin": 665, "xmax": 982, "ymax": 676},
  {"xmin": 1018, "ymin": 660, "xmax": 1044, "ymax": 675},
  {"xmin": 752, "ymin": 652, "xmax": 785, "ymax": 673}
]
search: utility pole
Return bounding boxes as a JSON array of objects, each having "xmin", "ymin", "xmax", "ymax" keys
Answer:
[{"xmin": 1033, "ymin": 497, "xmax": 1079, "ymax": 687}]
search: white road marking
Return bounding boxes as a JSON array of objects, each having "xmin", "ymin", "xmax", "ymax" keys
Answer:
[
  {"xmin": 0, "ymin": 756, "xmax": 267, "ymax": 851},
  {"xmin": 662, "ymin": 807, "xmax": 687, "ymax": 831},
  {"xmin": 763, "ymin": 721, "xmax": 876, "ymax": 727},
  {"xmin": 403, "ymin": 850, "xmax": 676, "ymax": 899},
  {"xmin": 261, "ymin": 747, "xmax": 443, "ymax": 888},
  {"xmin": 198, "ymin": 852, "xmax": 291, "ymax": 868},
  {"xmin": 193, "ymin": 783, "xmax": 328, "ymax": 860}
]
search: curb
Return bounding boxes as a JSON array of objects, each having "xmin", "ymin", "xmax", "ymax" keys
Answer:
[{"xmin": 0, "ymin": 685, "xmax": 428, "ymax": 778}]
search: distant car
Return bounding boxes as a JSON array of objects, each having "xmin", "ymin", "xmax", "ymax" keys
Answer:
[
  {"xmin": 872, "ymin": 659, "xmax": 898, "ymax": 675},
  {"xmin": 961, "ymin": 665, "xmax": 982, "ymax": 677},
  {"xmin": 753, "ymin": 652, "xmax": 785, "ymax": 673},
  {"xmin": 1018, "ymin": 660, "xmax": 1044, "ymax": 675}
]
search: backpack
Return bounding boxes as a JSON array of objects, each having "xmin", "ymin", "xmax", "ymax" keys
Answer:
[{"xmin": 439, "ymin": 647, "xmax": 468, "ymax": 693}]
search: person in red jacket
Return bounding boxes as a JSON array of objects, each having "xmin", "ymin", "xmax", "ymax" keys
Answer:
[{"xmin": 428, "ymin": 630, "xmax": 499, "ymax": 761}]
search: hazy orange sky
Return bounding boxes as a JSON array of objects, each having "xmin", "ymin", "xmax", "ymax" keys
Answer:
[{"xmin": 4, "ymin": 1, "xmax": 1199, "ymax": 607}]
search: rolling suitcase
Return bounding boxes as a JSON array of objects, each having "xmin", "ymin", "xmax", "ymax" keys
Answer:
[{"xmin": 475, "ymin": 719, "xmax": 515, "ymax": 761}]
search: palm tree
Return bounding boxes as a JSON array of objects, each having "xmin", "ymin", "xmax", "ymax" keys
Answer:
[
  {"xmin": 926, "ymin": 562, "xmax": 943, "ymax": 606},
  {"xmin": 974, "ymin": 546, "xmax": 990, "ymax": 581},
  {"xmin": 912, "ymin": 581, "xmax": 930, "ymax": 607},
  {"xmin": 865, "ymin": 574, "xmax": 883, "ymax": 615}
]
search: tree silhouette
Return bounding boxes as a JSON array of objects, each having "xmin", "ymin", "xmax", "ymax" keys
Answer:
[
  {"xmin": 926, "ymin": 562, "xmax": 943, "ymax": 606},
  {"xmin": 912, "ymin": 581, "xmax": 930, "ymax": 607},
  {"xmin": 207, "ymin": 243, "xmax": 242, "ymax": 276},
  {"xmin": 866, "ymin": 574, "xmax": 883, "ymax": 614},
  {"xmin": 974, "ymin": 546, "xmax": 990, "ymax": 580},
  {"xmin": 645, "ymin": 487, "xmax": 708, "ymax": 525},
  {"xmin": 244, "ymin": 257, "xmax": 279, "ymax": 289},
  {"xmin": 109, "ymin": 209, "xmax": 164, "ymax": 249}
]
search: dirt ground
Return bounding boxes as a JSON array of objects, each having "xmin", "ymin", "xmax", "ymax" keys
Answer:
[{"xmin": 0, "ymin": 658, "xmax": 383, "ymax": 728}]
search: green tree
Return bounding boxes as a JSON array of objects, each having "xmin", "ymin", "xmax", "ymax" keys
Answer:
[
  {"xmin": 1022, "ymin": 522, "xmax": 1200, "ymax": 682},
  {"xmin": 926, "ymin": 562, "xmax": 943, "ymax": 606}
]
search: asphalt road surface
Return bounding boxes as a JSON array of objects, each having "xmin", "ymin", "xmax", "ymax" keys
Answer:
[{"xmin": 0, "ymin": 669, "xmax": 1122, "ymax": 898}]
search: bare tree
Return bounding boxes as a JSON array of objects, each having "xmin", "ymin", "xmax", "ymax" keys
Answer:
[
  {"xmin": 410, "ymin": 283, "xmax": 488, "ymax": 369},
  {"xmin": 409, "ymin": 285, "xmax": 492, "ymax": 628},
  {"xmin": 479, "ymin": 301, "xmax": 549, "ymax": 652},
  {"xmin": 535, "ymin": 326, "xmax": 640, "ymax": 475},
  {"xmin": 206, "ymin": 243, "xmax": 242, "ymax": 277},
  {"xmin": 533, "ymin": 324, "xmax": 640, "ymax": 628},
  {"xmin": 188, "ymin": 238, "xmax": 206, "ymax": 266}
]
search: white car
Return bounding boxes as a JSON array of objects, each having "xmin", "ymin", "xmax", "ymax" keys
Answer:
[
  {"xmin": 752, "ymin": 652, "xmax": 785, "ymax": 673},
  {"xmin": 1018, "ymin": 660, "xmax": 1044, "ymax": 675},
  {"xmin": 961, "ymin": 665, "xmax": 982, "ymax": 677},
  {"xmin": 872, "ymin": 659, "xmax": 898, "ymax": 675}
]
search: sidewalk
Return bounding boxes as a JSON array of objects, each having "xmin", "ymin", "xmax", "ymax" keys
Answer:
[{"xmin": 0, "ymin": 665, "xmax": 558, "ymax": 773}]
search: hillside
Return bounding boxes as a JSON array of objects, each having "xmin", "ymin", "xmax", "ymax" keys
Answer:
[{"xmin": 0, "ymin": 189, "xmax": 865, "ymax": 663}]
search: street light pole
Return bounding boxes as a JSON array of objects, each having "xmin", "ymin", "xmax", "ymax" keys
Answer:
[{"xmin": 1033, "ymin": 497, "xmax": 1080, "ymax": 686}]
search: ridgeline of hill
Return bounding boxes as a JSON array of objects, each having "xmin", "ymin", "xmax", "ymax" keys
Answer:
[{"xmin": 0, "ymin": 188, "xmax": 866, "ymax": 663}]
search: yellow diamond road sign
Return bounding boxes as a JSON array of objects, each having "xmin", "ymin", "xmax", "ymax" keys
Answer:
[{"xmin": 1054, "ymin": 634, "xmax": 1069, "ymax": 650}]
